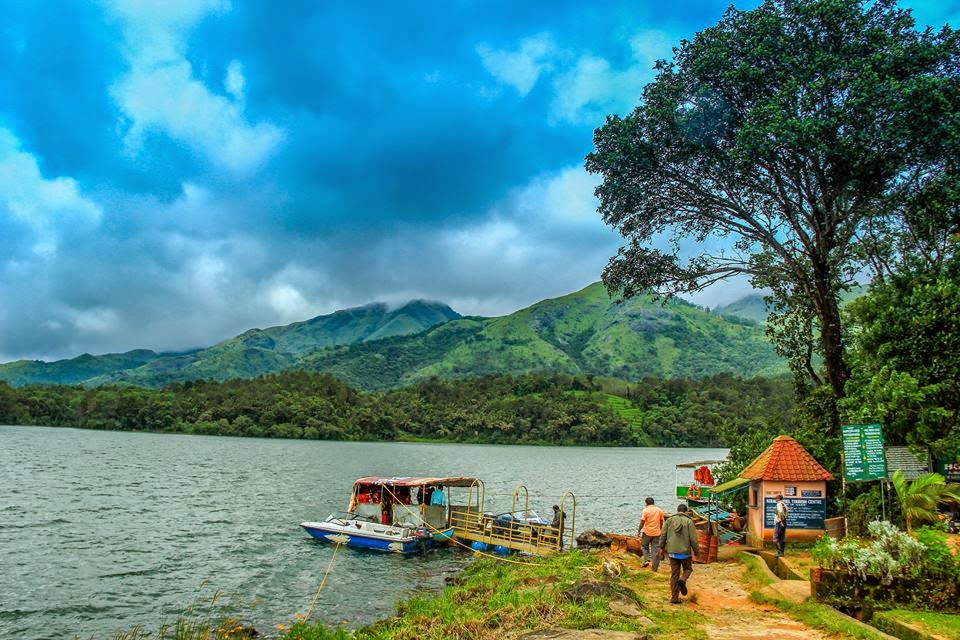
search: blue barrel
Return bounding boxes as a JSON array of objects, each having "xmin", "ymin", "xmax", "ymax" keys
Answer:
[
  {"xmin": 471, "ymin": 541, "xmax": 488, "ymax": 552},
  {"xmin": 493, "ymin": 545, "xmax": 510, "ymax": 556}
]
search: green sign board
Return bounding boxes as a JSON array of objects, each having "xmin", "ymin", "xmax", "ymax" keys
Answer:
[{"xmin": 842, "ymin": 423, "xmax": 887, "ymax": 482}]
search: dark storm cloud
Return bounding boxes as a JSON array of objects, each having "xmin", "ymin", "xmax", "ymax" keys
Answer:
[{"xmin": 0, "ymin": 0, "xmax": 952, "ymax": 361}]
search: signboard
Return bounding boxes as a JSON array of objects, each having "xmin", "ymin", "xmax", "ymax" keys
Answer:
[
  {"xmin": 764, "ymin": 497, "xmax": 826, "ymax": 530},
  {"xmin": 885, "ymin": 446, "xmax": 930, "ymax": 480},
  {"xmin": 842, "ymin": 423, "xmax": 887, "ymax": 482},
  {"xmin": 938, "ymin": 460, "xmax": 960, "ymax": 483}
]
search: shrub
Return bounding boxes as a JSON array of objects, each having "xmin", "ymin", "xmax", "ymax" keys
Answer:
[
  {"xmin": 912, "ymin": 526, "xmax": 960, "ymax": 580},
  {"xmin": 811, "ymin": 521, "xmax": 924, "ymax": 585}
]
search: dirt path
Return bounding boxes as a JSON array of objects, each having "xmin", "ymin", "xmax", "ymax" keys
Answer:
[{"xmin": 619, "ymin": 554, "xmax": 833, "ymax": 639}]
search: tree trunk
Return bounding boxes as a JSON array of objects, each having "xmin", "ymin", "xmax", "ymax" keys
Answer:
[{"xmin": 816, "ymin": 288, "xmax": 850, "ymax": 399}]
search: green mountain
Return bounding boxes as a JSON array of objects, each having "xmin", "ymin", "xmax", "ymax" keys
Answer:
[
  {"xmin": 714, "ymin": 294, "xmax": 768, "ymax": 324},
  {"xmin": 0, "ymin": 349, "xmax": 162, "ymax": 386},
  {"xmin": 1, "ymin": 301, "xmax": 459, "ymax": 388},
  {"xmin": 1, "ymin": 284, "xmax": 787, "ymax": 390},
  {"xmin": 294, "ymin": 283, "xmax": 785, "ymax": 390},
  {"xmin": 714, "ymin": 285, "xmax": 866, "ymax": 324}
]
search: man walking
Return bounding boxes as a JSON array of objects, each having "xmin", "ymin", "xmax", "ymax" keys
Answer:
[
  {"xmin": 637, "ymin": 496, "xmax": 665, "ymax": 571},
  {"xmin": 774, "ymin": 494, "xmax": 789, "ymax": 557},
  {"xmin": 659, "ymin": 504, "xmax": 700, "ymax": 604}
]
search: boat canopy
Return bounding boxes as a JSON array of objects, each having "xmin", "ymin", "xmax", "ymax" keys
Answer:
[
  {"xmin": 675, "ymin": 460, "xmax": 726, "ymax": 469},
  {"xmin": 352, "ymin": 476, "xmax": 480, "ymax": 488},
  {"xmin": 710, "ymin": 476, "xmax": 751, "ymax": 495}
]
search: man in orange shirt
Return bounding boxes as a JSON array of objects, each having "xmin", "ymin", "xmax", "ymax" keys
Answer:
[{"xmin": 637, "ymin": 496, "xmax": 666, "ymax": 571}]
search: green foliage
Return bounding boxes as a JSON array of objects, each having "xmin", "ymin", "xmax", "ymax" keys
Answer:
[
  {"xmin": 586, "ymin": 0, "xmax": 960, "ymax": 400},
  {"xmin": 2, "ymin": 371, "xmax": 794, "ymax": 447},
  {"xmin": 890, "ymin": 470, "xmax": 960, "ymax": 532},
  {"xmin": 813, "ymin": 521, "xmax": 925, "ymax": 585},
  {"xmin": 843, "ymin": 486, "xmax": 884, "ymax": 538},
  {"xmin": 1, "ymin": 283, "xmax": 786, "ymax": 391},
  {"xmin": 912, "ymin": 526, "xmax": 959, "ymax": 580},
  {"xmin": 842, "ymin": 260, "xmax": 960, "ymax": 459}
]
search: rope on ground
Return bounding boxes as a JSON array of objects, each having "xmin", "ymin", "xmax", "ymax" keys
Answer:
[
  {"xmin": 381, "ymin": 485, "xmax": 543, "ymax": 566},
  {"xmin": 304, "ymin": 539, "xmax": 344, "ymax": 620}
]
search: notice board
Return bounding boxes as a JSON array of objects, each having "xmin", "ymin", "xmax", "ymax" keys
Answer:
[
  {"xmin": 763, "ymin": 497, "xmax": 826, "ymax": 529},
  {"xmin": 842, "ymin": 423, "xmax": 887, "ymax": 482}
]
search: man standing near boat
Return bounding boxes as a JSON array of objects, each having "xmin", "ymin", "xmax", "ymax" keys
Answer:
[
  {"xmin": 637, "ymin": 496, "xmax": 665, "ymax": 571},
  {"xmin": 659, "ymin": 503, "xmax": 700, "ymax": 605}
]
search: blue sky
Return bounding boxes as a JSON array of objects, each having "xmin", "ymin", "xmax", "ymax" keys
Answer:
[{"xmin": 1, "ymin": 0, "xmax": 957, "ymax": 361}]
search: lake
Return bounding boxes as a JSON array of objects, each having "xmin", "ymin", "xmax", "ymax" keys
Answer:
[{"xmin": 0, "ymin": 425, "xmax": 726, "ymax": 640}]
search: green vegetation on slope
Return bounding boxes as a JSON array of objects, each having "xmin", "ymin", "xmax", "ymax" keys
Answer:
[
  {"xmin": 0, "ymin": 349, "xmax": 162, "ymax": 386},
  {"xmin": 0, "ymin": 371, "xmax": 794, "ymax": 448},
  {"xmin": 0, "ymin": 284, "xmax": 785, "ymax": 390}
]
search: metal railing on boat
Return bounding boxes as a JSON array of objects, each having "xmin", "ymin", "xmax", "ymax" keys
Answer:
[{"xmin": 448, "ymin": 486, "xmax": 576, "ymax": 555}]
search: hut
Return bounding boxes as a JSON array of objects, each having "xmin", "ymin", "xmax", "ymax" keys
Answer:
[{"xmin": 738, "ymin": 435, "xmax": 834, "ymax": 547}]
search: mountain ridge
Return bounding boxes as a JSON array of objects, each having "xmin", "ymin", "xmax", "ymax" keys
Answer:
[{"xmin": 0, "ymin": 284, "xmax": 786, "ymax": 389}]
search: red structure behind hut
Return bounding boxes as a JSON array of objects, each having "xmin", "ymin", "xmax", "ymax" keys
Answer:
[{"xmin": 739, "ymin": 435, "xmax": 834, "ymax": 547}]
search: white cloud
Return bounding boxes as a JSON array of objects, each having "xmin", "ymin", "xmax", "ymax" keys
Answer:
[
  {"xmin": 224, "ymin": 59, "xmax": 245, "ymax": 101},
  {"xmin": 477, "ymin": 33, "xmax": 555, "ymax": 96},
  {"xmin": 515, "ymin": 165, "xmax": 599, "ymax": 223},
  {"xmin": 267, "ymin": 284, "xmax": 310, "ymax": 319},
  {"xmin": 0, "ymin": 127, "xmax": 102, "ymax": 258},
  {"xmin": 107, "ymin": 0, "xmax": 284, "ymax": 173},
  {"xmin": 551, "ymin": 29, "xmax": 672, "ymax": 124},
  {"xmin": 68, "ymin": 307, "xmax": 122, "ymax": 333}
]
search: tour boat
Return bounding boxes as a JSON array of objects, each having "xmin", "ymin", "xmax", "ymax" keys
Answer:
[
  {"xmin": 675, "ymin": 459, "xmax": 724, "ymax": 505},
  {"xmin": 300, "ymin": 476, "xmax": 481, "ymax": 554}
]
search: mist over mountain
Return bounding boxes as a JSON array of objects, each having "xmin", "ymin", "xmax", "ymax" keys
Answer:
[{"xmin": 0, "ymin": 284, "xmax": 785, "ymax": 390}]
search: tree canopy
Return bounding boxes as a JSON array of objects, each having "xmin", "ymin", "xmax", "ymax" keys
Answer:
[{"xmin": 586, "ymin": 0, "xmax": 959, "ymax": 402}]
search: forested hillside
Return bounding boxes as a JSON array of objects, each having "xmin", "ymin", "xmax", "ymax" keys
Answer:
[
  {"xmin": 0, "ymin": 300, "xmax": 460, "ymax": 388},
  {"xmin": 61, "ymin": 283, "xmax": 785, "ymax": 389},
  {"xmin": 0, "ymin": 371, "xmax": 794, "ymax": 448}
]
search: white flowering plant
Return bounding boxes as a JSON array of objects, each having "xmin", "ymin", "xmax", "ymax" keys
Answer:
[{"xmin": 811, "ymin": 520, "xmax": 925, "ymax": 585}]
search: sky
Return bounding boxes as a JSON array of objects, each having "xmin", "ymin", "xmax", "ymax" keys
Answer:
[{"xmin": 1, "ymin": 1, "xmax": 958, "ymax": 362}]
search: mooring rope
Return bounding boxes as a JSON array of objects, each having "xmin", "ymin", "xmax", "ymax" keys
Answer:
[{"xmin": 303, "ymin": 539, "xmax": 344, "ymax": 620}]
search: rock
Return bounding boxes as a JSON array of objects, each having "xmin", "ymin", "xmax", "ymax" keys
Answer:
[
  {"xmin": 564, "ymin": 580, "xmax": 613, "ymax": 601},
  {"xmin": 576, "ymin": 529, "xmax": 613, "ymax": 548},
  {"xmin": 602, "ymin": 558, "xmax": 622, "ymax": 578},
  {"xmin": 635, "ymin": 616, "xmax": 655, "ymax": 628},
  {"xmin": 517, "ymin": 629, "xmax": 651, "ymax": 640},
  {"xmin": 607, "ymin": 597, "xmax": 643, "ymax": 618}
]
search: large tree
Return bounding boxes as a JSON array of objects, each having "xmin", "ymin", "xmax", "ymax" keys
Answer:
[{"xmin": 586, "ymin": 0, "xmax": 959, "ymax": 402}]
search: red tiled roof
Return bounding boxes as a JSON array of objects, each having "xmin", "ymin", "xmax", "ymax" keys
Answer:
[{"xmin": 739, "ymin": 435, "xmax": 834, "ymax": 481}]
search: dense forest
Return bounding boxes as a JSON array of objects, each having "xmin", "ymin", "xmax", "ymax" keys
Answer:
[{"xmin": 0, "ymin": 371, "xmax": 793, "ymax": 448}]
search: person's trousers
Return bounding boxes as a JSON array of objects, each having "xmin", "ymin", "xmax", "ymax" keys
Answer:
[
  {"xmin": 669, "ymin": 556, "xmax": 693, "ymax": 601},
  {"xmin": 774, "ymin": 522, "xmax": 786, "ymax": 555},
  {"xmin": 641, "ymin": 533, "xmax": 661, "ymax": 571}
]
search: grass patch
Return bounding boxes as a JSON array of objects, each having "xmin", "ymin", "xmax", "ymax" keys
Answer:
[
  {"xmin": 284, "ymin": 551, "xmax": 706, "ymax": 639},
  {"xmin": 736, "ymin": 552, "xmax": 776, "ymax": 589},
  {"xmin": 876, "ymin": 609, "xmax": 960, "ymax": 639}
]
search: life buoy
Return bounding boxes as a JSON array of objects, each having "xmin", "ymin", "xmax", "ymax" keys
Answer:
[{"xmin": 688, "ymin": 484, "xmax": 702, "ymax": 500}]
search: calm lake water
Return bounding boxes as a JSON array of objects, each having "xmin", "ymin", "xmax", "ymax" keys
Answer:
[{"xmin": 0, "ymin": 425, "xmax": 726, "ymax": 640}]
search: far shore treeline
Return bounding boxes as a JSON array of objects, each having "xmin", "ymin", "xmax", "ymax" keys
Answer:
[{"xmin": 0, "ymin": 371, "xmax": 792, "ymax": 448}]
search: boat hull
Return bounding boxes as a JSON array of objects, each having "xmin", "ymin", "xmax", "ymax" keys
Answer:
[{"xmin": 300, "ymin": 518, "xmax": 430, "ymax": 554}]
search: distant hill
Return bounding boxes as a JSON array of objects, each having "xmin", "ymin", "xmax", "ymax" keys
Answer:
[
  {"xmin": 0, "ymin": 349, "xmax": 162, "ymax": 387},
  {"xmin": 713, "ymin": 285, "xmax": 866, "ymax": 325},
  {"xmin": 0, "ymin": 284, "xmax": 788, "ymax": 390},
  {"xmin": 0, "ymin": 301, "xmax": 460, "ymax": 387},
  {"xmin": 714, "ymin": 294, "xmax": 768, "ymax": 324},
  {"xmin": 294, "ymin": 283, "xmax": 786, "ymax": 390}
]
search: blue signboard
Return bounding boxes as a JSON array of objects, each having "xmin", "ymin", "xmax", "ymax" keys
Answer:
[{"xmin": 764, "ymin": 497, "xmax": 826, "ymax": 530}]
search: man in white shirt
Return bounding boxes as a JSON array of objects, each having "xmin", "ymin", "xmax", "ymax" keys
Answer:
[{"xmin": 774, "ymin": 494, "xmax": 789, "ymax": 557}]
